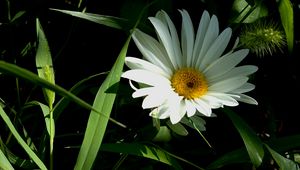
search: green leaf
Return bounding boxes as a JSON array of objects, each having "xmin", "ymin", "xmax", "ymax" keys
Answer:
[
  {"xmin": 50, "ymin": 9, "xmax": 128, "ymax": 30},
  {"xmin": 0, "ymin": 107, "xmax": 47, "ymax": 170},
  {"xmin": 101, "ymin": 143, "xmax": 182, "ymax": 169},
  {"xmin": 222, "ymin": 108, "xmax": 264, "ymax": 167},
  {"xmin": 207, "ymin": 148, "xmax": 250, "ymax": 169},
  {"xmin": 0, "ymin": 149, "xmax": 14, "ymax": 170},
  {"xmin": 231, "ymin": 0, "xmax": 268, "ymax": 23},
  {"xmin": 265, "ymin": 144, "xmax": 300, "ymax": 170},
  {"xmin": 278, "ymin": 0, "xmax": 294, "ymax": 53},
  {"xmin": 36, "ymin": 18, "xmax": 55, "ymax": 106},
  {"xmin": 74, "ymin": 35, "xmax": 130, "ymax": 170}
]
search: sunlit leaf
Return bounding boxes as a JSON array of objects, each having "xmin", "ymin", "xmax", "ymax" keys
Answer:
[
  {"xmin": 231, "ymin": 0, "xmax": 268, "ymax": 23},
  {"xmin": 265, "ymin": 144, "xmax": 300, "ymax": 170},
  {"xmin": 74, "ymin": 34, "xmax": 130, "ymax": 170},
  {"xmin": 101, "ymin": 143, "xmax": 182, "ymax": 169},
  {"xmin": 278, "ymin": 0, "xmax": 294, "ymax": 53},
  {"xmin": 0, "ymin": 149, "xmax": 14, "ymax": 170},
  {"xmin": 50, "ymin": 8, "xmax": 128, "ymax": 30},
  {"xmin": 36, "ymin": 18, "xmax": 55, "ymax": 106},
  {"xmin": 222, "ymin": 108, "xmax": 264, "ymax": 167}
]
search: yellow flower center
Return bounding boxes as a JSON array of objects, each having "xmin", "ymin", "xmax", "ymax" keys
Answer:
[{"xmin": 171, "ymin": 68, "xmax": 208, "ymax": 99}]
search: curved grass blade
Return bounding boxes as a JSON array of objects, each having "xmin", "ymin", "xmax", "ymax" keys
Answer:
[
  {"xmin": 278, "ymin": 0, "xmax": 294, "ymax": 53},
  {"xmin": 0, "ymin": 61, "xmax": 124, "ymax": 127},
  {"xmin": 222, "ymin": 107, "xmax": 264, "ymax": 167},
  {"xmin": 265, "ymin": 144, "xmax": 300, "ymax": 170},
  {"xmin": 100, "ymin": 143, "xmax": 182, "ymax": 169},
  {"xmin": 0, "ymin": 149, "xmax": 14, "ymax": 170},
  {"xmin": 50, "ymin": 8, "xmax": 128, "ymax": 30},
  {"xmin": 0, "ymin": 106, "xmax": 47, "ymax": 170},
  {"xmin": 74, "ymin": 34, "xmax": 130, "ymax": 170}
]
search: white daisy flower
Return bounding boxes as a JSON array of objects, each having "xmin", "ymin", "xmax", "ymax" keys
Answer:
[{"xmin": 122, "ymin": 9, "xmax": 258, "ymax": 125}]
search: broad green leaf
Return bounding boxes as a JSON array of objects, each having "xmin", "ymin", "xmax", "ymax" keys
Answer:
[
  {"xmin": 152, "ymin": 126, "xmax": 172, "ymax": 142},
  {"xmin": 265, "ymin": 144, "xmax": 300, "ymax": 170},
  {"xmin": 100, "ymin": 143, "xmax": 182, "ymax": 169},
  {"xmin": 0, "ymin": 149, "xmax": 14, "ymax": 170},
  {"xmin": 50, "ymin": 9, "xmax": 128, "ymax": 30},
  {"xmin": 231, "ymin": 0, "xmax": 268, "ymax": 23},
  {"xmin": 36, "ymin": 18, "xmax": 55, "ymax": 106},
  {"xmin": 222, "ymin": 108, "xmax": 264, "ymax": 167},
  {"xmin": 278, "ymin": 0, "xmax": 294, "ymax": 53},
  {"xmin": 207, "ymin": 148, "xmax": 250, "ymax": 169},
  {"xmin": 74, "ymin": 35, "xmax": 130, "ymax": 170},
  {"xmin": 0, "ymin": 107, "xmax": 47, "ymax": 170}
]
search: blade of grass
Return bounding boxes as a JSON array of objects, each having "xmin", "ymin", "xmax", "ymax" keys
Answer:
[
  {"xmin": 74, "ymin": 33, "xmax": 130, "ymax": 170},
  {"xmin": 0, "ymin": 106, "xmax": 47, "ymax": 170},
  {"xmin": 49, "ymin": 8, "xmax": 128, "ymax": 30},
  {"xmin": 0, "ymin": 61, "xmax": 125, "ymax": 128},
  {"xmin": 35, "ymin": 18, "xmax": 56, "ymax": 170},
  {"xmin": 0, "ymin": 149, "xmax": 14, "ymax": 170},
  {"xmin": 265, "ymin": 144, "xmax": 300, "ymax": 170},
  {"xmin": 222, "ymin": 107, "xmax": 264, "ymax": 167},
  {"xmin": 100, "ymin": 143, "xmax": 183, "ymax": 169}
]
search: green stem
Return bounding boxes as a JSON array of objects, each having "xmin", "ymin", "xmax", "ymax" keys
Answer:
[{"xmin": 49, "ymin": 104, "xmax": 54, "ymax": 170}]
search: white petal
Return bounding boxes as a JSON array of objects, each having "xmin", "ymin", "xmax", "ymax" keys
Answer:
[
  {"xmin": 207, "ymin": 65, "xmax": 258, "ymax": 84},
  {"xmin": 196, "ymin": 15, "xmax": 219, "ymax": 67},
  {"xmin": 185, "ymin": 99, "xmax": 196, "ymax": 117},
  {"xmin": 133, "ymin": 30, "xmax": 173, "ymax": 74},
  {"xmin": 168, "ymin": 96, "xmax": 185, "ymax": 124},
  {"xmin": 232, "ymin": 93, "xmax": 258, "ymax": 105},
  {"xmin": 193, "ymin": 99, "xmax": 212, "ymax": 116},
  {"xmin": 209, "ymin": 76, "xmax": 249, "ymax": 92},
  {"xmin": 205, "ymin": 92, "xmax": 239, "ymax": 107},
  {"xmin": 149, "ymin": 17, "xmax": 178, "ymax": 69},
  {"xmin": 122, "ymin": 69, "xmax": 170, "ymax": 87},
  {"xmin": 149, "ymin": 106, "xmax": 169, "ymax": 119},
  {"xmin": 132, "ymin": 87, "xmax": 154, "ymax": 98},
  {"xmin": 125, "ymin": 57, "xmax": 170, "ymax": 78},
  {"xmin": 180, "ymin": 9, "xmax": 194, "ymax": 67},
  {"xmin": 231, "ymin": 83, "xmax": 255, "ymax": 93},
  {"xmin": 142, "ymin": 92, "xmax": 168, "ymax": 109},
  {"xmin": 193, "ymin": 10, "xmax": 210, "ymax": 66},
  {"xmin": 203, "ymin": 49, "xmax": 250, "ymax": 80},
  {"xmin": 200, "ymin": 28, "xmax": 232, "ymax": 69}
]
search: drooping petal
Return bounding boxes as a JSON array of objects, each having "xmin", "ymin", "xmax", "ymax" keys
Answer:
[
  {"xmin": 209, "ymin": 76, "xmax": 249, "ymax": 92},
  {"xmin": 185, "ymin": 99, "xmax": 197, "ymax": 117},
  {"xmin": 142, "ymin": 92, "xmax": 168, "ymax": 109},
  {"xmin": 169, "ymin": 97, "xmax": 186, "ymax": 124},
  {"xmin": 200, "ymin": 28, "xmax": 232, "ymax": 68},
  {"xmin": 205, "ymin": 92, "xmax": 239, "ymax": 107},
  {"xmin": 150, "ymin": 106, "xmax": 169, "ymax": 119},
  {"xmin": 203, "ymin": 49, "xmax": 250, "ymax": 79},
  {"xmin": 180, "ymin": 9, "xmax": 194, "ymax": 67},
  {"xmin": 231, "ymin": 93, "xmax": 258, "ymax": 105},
  {"xmin": 122, "ymin": 69, "xmax": 170, "ymax": 87},
  {"xmin": 193, "ymin": 99, "xmax": 212, "ymax": 116},
  {"xmin": 230, "ymin": 83, "xmax": 255, "ymax": 93}
]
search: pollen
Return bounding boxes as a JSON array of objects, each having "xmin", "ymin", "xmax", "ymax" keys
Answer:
[{"xmin": 171, "ymin": 68, "xmax": 208, "ymax": 99}]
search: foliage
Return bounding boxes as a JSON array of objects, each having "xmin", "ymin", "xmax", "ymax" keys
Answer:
[{"xmin": 0, "ymin": 0, "xmax": 299, "ymax": 169}]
